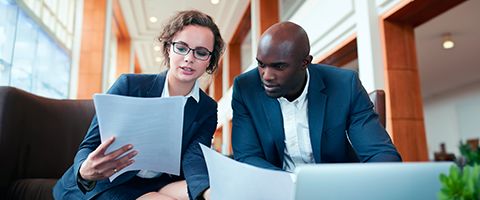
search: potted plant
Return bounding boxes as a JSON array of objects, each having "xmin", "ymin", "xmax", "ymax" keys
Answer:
[{"xmin": 439, "ymin": 141, "xmax": 480, "ymax": 200}]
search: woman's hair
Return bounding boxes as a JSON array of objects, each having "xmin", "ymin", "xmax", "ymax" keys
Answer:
[{"xmin": 157, "ymin": 10, "xmax": 225, "ymax": 74}]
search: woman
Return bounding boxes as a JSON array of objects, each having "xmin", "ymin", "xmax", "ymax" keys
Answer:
[{"xmin": 53, "ymin": 10, "xmax": 224, "ymax": 200}]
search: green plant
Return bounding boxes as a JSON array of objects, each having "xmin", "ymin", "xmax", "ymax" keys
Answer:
[
  {"xmin": 439, "ymin": 164, "xmax": 480, "ymax": 200},
  {"xmin": 438, "ymin": 140, "xmax": 480, "ymax": 200},
  {"xmin": 460, "ymin": 142, "xmax": 480, "ymax": 166}
]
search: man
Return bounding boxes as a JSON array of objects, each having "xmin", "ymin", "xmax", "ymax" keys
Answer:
[{"xmin": 231, "ymin": 22, "xmax": 401, "ymax": 172}]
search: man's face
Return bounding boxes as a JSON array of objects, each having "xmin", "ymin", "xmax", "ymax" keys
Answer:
[{"xmin": 256, "ymin": 42, "xmax": 306, "ymax": 99}]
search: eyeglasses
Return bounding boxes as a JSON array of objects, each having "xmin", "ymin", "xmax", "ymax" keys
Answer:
[{"xmin": 171, "ymin": 42, "xmax": 212, "ymax": 61}]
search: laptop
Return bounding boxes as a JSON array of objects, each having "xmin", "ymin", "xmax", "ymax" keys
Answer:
[{"xmin": 294, "ymin": 162, "xmax": 453, "ymax": 200}]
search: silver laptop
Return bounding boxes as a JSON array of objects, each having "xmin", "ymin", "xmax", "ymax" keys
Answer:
[{"xmin": 294, "ymin": 162, "xmax": 453, "ymax": 200}]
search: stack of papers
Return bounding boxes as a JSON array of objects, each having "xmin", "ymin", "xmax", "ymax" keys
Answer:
[
  {"xmin": 93, "ymin": 94, "xmax": 187, "ymax": 181},
  {"xmin": 200, "ymin": 144, "xmax": 294, "ymax": 200}
]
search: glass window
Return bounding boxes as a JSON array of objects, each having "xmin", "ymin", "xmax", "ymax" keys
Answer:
[
  {"xmin": 0, "ymin": 0, "xmax": 18, "ymax": 85},
  {"xmin": 10, "ymin": 12, "xmax": 39, "ymax": 91},
  {"xmin": 2, "ymin": 1, "xmax": 71, "ymax": 99}
]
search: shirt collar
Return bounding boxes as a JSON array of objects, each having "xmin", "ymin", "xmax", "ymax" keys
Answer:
[
  {"xmin": 278, "ymin": 68, "xmax": 310, "ymax": 105},
  {"xmin": 162, "ymin": 71, "xmax": 200, "ymax": 103}
]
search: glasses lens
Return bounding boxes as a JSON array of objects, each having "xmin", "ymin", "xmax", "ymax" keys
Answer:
[
  {"xmin": 194, "ymin": 48, "xmax": 211, "ymax": 60},
  {"xmin": 173, "ymin": 43, "xmax": 189, "ymax": 55}
]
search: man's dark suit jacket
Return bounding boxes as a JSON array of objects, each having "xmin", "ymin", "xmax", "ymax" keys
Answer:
[
  {"xmin": 53, "ymin": 71, "xmax": 216, "ymax": 199},
  {"xmin": 231, "ymin": 64, "xmax": 401, "ymax": 170}
]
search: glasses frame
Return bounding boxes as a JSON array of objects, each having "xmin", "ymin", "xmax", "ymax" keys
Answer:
[{"xmin": 170, "ymin": 42, "xmax": 212, "ymax": 61}]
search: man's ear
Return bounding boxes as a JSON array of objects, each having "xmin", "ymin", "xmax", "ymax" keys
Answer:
[{"xmin": 302, "ymin": 55, "xmax": 313, "ymax": 69}]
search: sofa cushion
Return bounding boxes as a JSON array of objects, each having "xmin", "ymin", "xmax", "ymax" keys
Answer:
[{"xmin": 7, "ymin": 178, "xmax": 57, "ymax": 200}]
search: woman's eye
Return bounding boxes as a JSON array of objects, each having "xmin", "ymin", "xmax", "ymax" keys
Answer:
[
  {"xmin": 196, "ymin": 50, "xmax": 209, "ymax": 57},
  {"xmin": 177, "ymin": 47, "xmax": 188, "ymax": 52}
]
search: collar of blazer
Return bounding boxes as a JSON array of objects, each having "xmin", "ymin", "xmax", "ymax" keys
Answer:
[
  {"xmin": 257, "ymin": 65, "xmax": 327, "ymax": 163},
  {"xmin": 145, "ymin": 70, "xmax": 201, "ymax": 134}
]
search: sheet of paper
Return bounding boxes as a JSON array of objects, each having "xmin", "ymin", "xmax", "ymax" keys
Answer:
[
  {"xmin": 200, "ymin": 144, "xmax": 294, "ymax": 200},
  {"xmin": 93, "ymin": 94, "xmax": 187, "ymax": 181}
]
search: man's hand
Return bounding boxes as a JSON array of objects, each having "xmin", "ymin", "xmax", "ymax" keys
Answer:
[
  {"xmin": 202, "ymin": 188, "xmax": 211, "ymax": 200},
  {"xmin": 79, "ymin": 136, "xmax": 137, "ymax": 181}
]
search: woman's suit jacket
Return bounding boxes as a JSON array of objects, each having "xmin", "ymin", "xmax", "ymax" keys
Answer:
[{"xmin": 53, "ymin": 71, "xmax": 217, "ymax": 200}]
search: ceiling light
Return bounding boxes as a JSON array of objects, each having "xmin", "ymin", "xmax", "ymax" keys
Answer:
[
  {"xmin": 211, "ymin": 0, "xmax": 220, "ymax": 5},
  {"xmin": 149, "ymin": 16, "xmax": 158, "ymax": 23},
  {"xmin": 155, "ymin": 57, "xmax": 162, "ymax": 63},
  {"xmin": 153, "ymin": 45, "xmax": 161, "ymax": 51},
  {"xmin": 442, "ymin": 33, "xmax": 454, "ymax": 49}
]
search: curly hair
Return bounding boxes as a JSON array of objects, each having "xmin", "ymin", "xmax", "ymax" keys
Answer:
[{"xmin": 157, "ymin": 10, "xmax": 225, "ymax": 74}]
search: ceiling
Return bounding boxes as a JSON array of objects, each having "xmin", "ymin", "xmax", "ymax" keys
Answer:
[
  {"xmin": 119, "ymin": 0, "xmax": 249, "ymax": 73},
  {"xmin": 415, "ymin": 0, "xmax": 480, "ymax": 99}
]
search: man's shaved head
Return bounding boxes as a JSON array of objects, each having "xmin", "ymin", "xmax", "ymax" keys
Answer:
[
  {"xmin": 256, "ymin": 22, "xmax": 313, "ymax": 101},
  {"xmin": 258, "ymin": 22, "xmax": 310, "ymax": 62}
]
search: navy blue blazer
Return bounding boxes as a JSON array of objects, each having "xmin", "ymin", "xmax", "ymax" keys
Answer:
[
  {"xmin": 231, "ymin": 64, "xmax": 401, "ymax": 170},
  {"xmin": 53, "ymin": 71, "xmax": 217, "ymax": 200}
]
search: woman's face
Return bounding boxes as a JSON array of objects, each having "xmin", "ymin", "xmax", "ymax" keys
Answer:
[{"xmin": 168, "ymin": 25, "xmax": 214, "ymax": 84}]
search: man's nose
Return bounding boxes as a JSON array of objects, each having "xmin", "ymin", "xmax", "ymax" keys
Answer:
[{"xmin": 262, "ymin": 67, "xmax": 274, "ymax": 81}]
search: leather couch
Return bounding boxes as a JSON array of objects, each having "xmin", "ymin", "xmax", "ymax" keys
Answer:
[{"xmin": 0, "ymin": 86, "xmax": 94, "ymax": 200}]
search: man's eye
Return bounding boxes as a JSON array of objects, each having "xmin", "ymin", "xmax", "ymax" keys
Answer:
[
  {"xmin": 275, "ymin": 64, "xmax": 287, "ymax": 69},
  {"xmin": 258, "ymin": 62, "xmax": 265, "ymax": 68}
]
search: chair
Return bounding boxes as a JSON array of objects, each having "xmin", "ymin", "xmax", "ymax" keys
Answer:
[
  {"xmin": 0, "ymin": 86, "xmax": 94, "ymax": 200},
  {"xmin": 368, "ymin": 89, "xmax": 386, "ymax": 128}
]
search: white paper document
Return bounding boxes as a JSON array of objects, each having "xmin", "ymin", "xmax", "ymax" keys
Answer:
[
  {"xmin": 200, "ymin": 144, "xmax": 294, "ymax": 200},
  {"xmin": 93, "ymin": 94, "xmax": 187, "ymax": 181}
]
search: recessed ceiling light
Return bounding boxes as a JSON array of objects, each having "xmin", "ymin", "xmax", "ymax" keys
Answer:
[
  {"xmin": 155, "ymin": 57, "xmax": 162, "ymax": 62},
  {"xmin": 442, "ymin": 33, "xmax": 454, "ymax": 49},
  {"xmin": 211, "ymin": 0, "xmax": 219, "ymax": 5},
  {"xmin": 149, "ymin": 16, "xmax": 158, "ymax": 23},
  {"xmin": 153, "ymin": 45, "xmax": 161, "ymax": 51}
]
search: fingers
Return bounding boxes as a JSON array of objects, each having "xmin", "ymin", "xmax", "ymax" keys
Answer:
[
  {"xmin": 104, "ymin": 143, "xmax": 133, "ymax": 161},
  {"xmin": 112, "ymin": 150, "xmax": 137, "ymax": 173},
  {"xmin": 95, "ymin": 136, "xmax": 116, "ymax": 156},
  {"xmin": 97, "ymin": 150, "xmax": 137, "ymax": 177}
]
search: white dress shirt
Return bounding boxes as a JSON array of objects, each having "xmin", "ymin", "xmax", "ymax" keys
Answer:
[
  {"xmin": 277, "ymin": 69, "xmax": 315, "ymax": 172},
  {"xmin": 137, "ymin": 71, "xmax": 200, "ymax": 178}
]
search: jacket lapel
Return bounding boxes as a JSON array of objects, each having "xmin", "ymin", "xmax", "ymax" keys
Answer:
[
  {"xmin": 145, "ymin": 70, "xmax": 199, "ymax": 140},
  {"xmin": 260, "ymin": 90, "xmax": 286, "ymax": 163},
  {"xmin": 307, "ymin": 67, "xmax": 327, "ymax": 163},
  {"xmin": 146, "ymin": 70, "xmax": 167, "ymax": 97}
]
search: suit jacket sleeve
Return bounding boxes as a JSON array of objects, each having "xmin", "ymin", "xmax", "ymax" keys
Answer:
[
  {"xmin": 72, "ymin": 75, "xmax": 130, "ymax": 193},
  {"xmin": 231, "ymin": 78, "xmax": 281, "ymax": 170},
  {"xmin": 182, "ymin": 101, "xmax": 217, "ymax": 200},
  {"xmin": 346, "ymin": 72, "xmax": 402, "ymax": 162}
]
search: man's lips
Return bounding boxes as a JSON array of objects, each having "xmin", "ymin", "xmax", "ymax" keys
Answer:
[{"xmin": 263, "ymin": 83, "xmax": 280, "ymax": 91}]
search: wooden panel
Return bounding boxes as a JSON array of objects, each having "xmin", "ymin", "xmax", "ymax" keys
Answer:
[
  {"xmin": 134, "ymin": 54, "xmax": 141, "ymax": 74},
  {"xmin": 213, "ymin": 127, "xmax": 223, "ymax": 152},
  {"xmin": 383, "ymin": 21, "xmax": 428, "ymax": 161},
  {"xmin": 228, "ymin": 43, "xmax": 241, "ymax": 87},
  {"xmin": 259, "ymin": 0, "xmax": 279, "ymax": 33},
  {"xmin": 77, "ymin": 0, "xmax": 107, "ymax": 99},
  {"xmin": 230, "ymin": 3, "xmax": 251, "ymax": 45},
  {"xmin": 113, "ymin": 0, "xmax": 130, "ymax": 39},
  {"xmin": 317, "ymin": 36, "xmax": 357, "ymax": 67},
  {"xmin": 214, "ymin": 61, "xmax": 223, "ymax": 101},
  {"xmin": 390, "ymin": 120, "xmax": 429, "ymax": 161},
  {"xmin": 116, "ymin": 39, "xmax": 131, "ymax": 76},
  {"xmin": 387, "ymin": 0, "xmax": 466, "ymax": 27}
]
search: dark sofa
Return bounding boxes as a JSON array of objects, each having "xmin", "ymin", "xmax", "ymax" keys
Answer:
[{"xmin": 0, "ymin": 86, "xmax": 94, "ymax": 200}]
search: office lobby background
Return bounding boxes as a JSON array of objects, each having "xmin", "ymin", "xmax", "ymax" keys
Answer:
[{"xmin": 1, "ymin": 0, "xmax": 479, "ymax": 161}]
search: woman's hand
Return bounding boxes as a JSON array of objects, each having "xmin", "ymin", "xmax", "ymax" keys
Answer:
[
  {"xmin": 79, "ymin": 136, "xmax": 137, "ymax": 181},
  {"xmin": 203, "ymin": 188, "xmax": 211, "ymax": 200}
]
